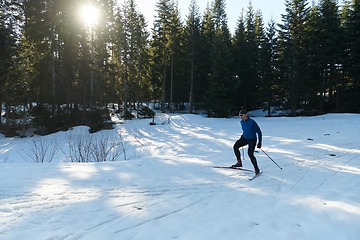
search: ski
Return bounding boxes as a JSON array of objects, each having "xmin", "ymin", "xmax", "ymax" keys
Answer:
[
  {"xmin": 249, "ymin": 171, "xmax": 263, "ymax": 181},
  {"xmin": 212, "ymin": 166, "xmax": 254, "ymax": 172}
]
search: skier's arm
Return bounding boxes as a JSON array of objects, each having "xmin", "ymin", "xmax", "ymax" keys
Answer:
[{"xmin": 252, "ymin": 121, "xmax": 262, "ymax": 143}]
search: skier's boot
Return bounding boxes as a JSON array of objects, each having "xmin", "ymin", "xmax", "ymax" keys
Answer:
[{"xmin": 231, "ymin": 160, "xmax": 242, "ymax": 168}]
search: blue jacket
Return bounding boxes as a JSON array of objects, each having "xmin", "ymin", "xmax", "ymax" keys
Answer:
[{"xmin": 240, "ymin": 117, "xmax": 262, "ymax": 142}]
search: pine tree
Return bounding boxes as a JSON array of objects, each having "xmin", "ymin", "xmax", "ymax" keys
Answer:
[
  {"xmin": 168, "ymin": 1, "xmax": 184, "ymax": 113},
  {"xmin": 232, "ymin": 11, "xmax": 247, "ymax": 110},
  {"xmin": 344, "ymin": 0, "xmax": 360, "ymax": 112},
  {"xmin": 199, "ymin": 3, "xmax": 215, "ymax": 106},
  {"xmin": 311, "ymin": 0, "xmax": 343, "ymax": 113},
  {"xmin": 94, "ymin": 0, "xmax": 115, "ymax": 113},
  {"xmin": 205, "ymin": 0, "xmax": 234, "ymax": 117},
  {"xmin": 113, "ymin": 0, "xmax": 148, "ymax": 118},
  {"xmin": 253, "ymin": 10, "xmax": 267, "ymax": 108},
  {"xmin": 278, "ymin": 0, "xmax": 310, "ymax": 116},
  {"xmin": 184, "ymin": 0, "xmax": 201, "ymax": 113},
  {"xmin": 152, "ymin": 0, "xmax": 172, "ymax": 112},
  {"xmin": 0, "ymin": 0, "xmax": 21, "ymax": 129},
  {"xmin": 260, "ymin": 18, "xmax": 279, "ymax": 116},
  {"xmin": 134, "ymin": 13, "xmax": 150, "ymax": 116},
  {"xmin": 19, "ymin": 0, "xmax": 57, "ymax": 131},
  {"xmin": 233, "ymin": 2, "xmax": 261, "ymax": 110},
  {"xmin": 243, "ymin": 2, "xmax": 258, "ymax": 108},
  {"xmin": 122, "ymin": 0, "xmax": 140, "ymax": 115}
]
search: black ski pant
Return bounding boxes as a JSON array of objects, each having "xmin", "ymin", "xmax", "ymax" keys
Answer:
[{"xmin": 233, "ymin": 136, "xmax": 259, "ymax": 171}]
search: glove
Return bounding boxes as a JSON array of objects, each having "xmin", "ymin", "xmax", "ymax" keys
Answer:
[{"xmin": 257, "ymin": 142, "xmax": 262, "ymax": 148}]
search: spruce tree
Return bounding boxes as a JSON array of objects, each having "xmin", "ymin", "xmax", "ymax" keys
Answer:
[
  {"xmin": 152, "ymin": 0, "xmax": 172, "ymax": 112},
  {"xmin": 253, "ymin": 10, "xmax": 267, "ymax": 108},
  {"xmin": 205, "ymin": 0, "xmax": 234, "ymax": 117},
  {"xmin": 0, "ymin": 0, "xmax": 20, "ymax": 129},
  {"xmin": 313, "ymin": 0, "xmax": 342, "ymax": 113},
  {"xmin": 122, "ymin": 0, "xmax": 142, "ymax": 115},
  {"xmin": 233, "ymin": 2, "xmax": 260, "ymax": 110},
  {"xmin": 260, "ymin": 18, "xmax": 279, "ymax": 116},
  {"xmin": 20, "ymin": 0, "xmax": 57, "ymax": 130},
  {"xmin": 345, "ymin": 0, "xmax": 360, "ymax": 112},
  {"xmin": 134, "ymin": 13, "xmax": 150, "ymax": 116},
  {"xmin": 278, "ymin": 0, "xmax": 310, "ymax": 116},
  {"xmin": 184, "ymin": 0, "xmax": 201, "ymax": 113},
  {"xmin": 232, "ymin": 11, "xmax": 247, "ymax": 110},
  {"xmin": 199, "ymin": 3, "xmax": 215, "ymax": 106},
  {"xmin": 168, "ymin": 1, "xmax": 184, "ymax": 113}
]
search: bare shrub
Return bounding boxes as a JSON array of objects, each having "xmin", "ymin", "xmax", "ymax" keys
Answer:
[
  {"xmin": 19, "ymin": 138, "xmax": 59, "ymax": 163},
  {"xmin": 63, "ymin": 131, "xmax": 94, "ymax": 162},
  {"xmin": 91, "ymin": 133, "xmax": 126, "ymax": 162},
  {"xmin": 64, "ymin": 131, "xmax": 126, "ymax": 162}
]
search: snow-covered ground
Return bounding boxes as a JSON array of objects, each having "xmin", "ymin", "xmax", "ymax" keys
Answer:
[{"xmin": 0, "ymin": 113, "xmax": 359, "ymax": 240}]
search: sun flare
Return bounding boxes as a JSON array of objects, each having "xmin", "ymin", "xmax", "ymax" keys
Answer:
[{"xmin": 81, "ymin": 6, "xmax": 98, "ymax": 24}]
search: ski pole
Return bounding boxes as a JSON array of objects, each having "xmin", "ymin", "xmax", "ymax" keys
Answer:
[
  {"xmin": 242, "ymin": 147, "xmax": 245, "ymax": 161},
  {"xmin": 260, "ymin": 148, "xmax": 283, "ymax": 170}
]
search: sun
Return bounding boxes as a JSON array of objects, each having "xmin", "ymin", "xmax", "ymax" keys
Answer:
[{"xmin": 81, "ymin": 5, "xmax": 98, "ymax": 24}]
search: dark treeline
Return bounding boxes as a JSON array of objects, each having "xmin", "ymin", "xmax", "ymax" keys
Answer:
[{"xmin": 0, "ymin": 0, "xmax": 359, "ymax": 134}]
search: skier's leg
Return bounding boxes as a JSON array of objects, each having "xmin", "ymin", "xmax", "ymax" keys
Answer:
[
  {"xmin": 247, "ymin": 139, "xmax": 260, "ymax": 173},
  {"xmin": 233, "ymin": 136, "xmax": 247, "ymax": 162}
]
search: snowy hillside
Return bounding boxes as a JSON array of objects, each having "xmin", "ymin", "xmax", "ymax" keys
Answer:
[{"xmin": 0, "ymin": 113, "xmax": 359, "ymax": 239}]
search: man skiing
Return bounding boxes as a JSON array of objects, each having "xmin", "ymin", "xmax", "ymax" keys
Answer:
[{"xmin": 232, "ymin": 109, "xmax": 262, "ymax": 175}]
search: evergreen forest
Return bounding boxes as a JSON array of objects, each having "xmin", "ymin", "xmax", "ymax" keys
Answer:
[{"xmin": 1, "ymin": 0, "xmax": 359, "ymax": 135}]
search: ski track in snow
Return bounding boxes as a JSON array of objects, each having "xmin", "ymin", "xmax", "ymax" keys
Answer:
[
  {"xmin": 309, "ymin": 154, "xmax": 360, "ymax": 194},
  {"xmin": 0, "ymin": 113, "xmax": 360, "ymax": 239}
]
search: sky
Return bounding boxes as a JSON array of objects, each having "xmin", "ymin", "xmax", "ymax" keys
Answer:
[{"xmin": 118, "ymin": 0, "xmax": 288, "ymax": 33}]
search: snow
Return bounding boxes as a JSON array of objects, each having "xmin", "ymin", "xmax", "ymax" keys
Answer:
[{"xmin": 1, "ymin": 113, "xmax": 360, "ymax": 240}]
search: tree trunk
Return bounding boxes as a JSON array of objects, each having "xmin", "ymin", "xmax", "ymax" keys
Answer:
[
  {"xmin": 291, "ymin": 77, "xmax": 297, "ymax": 117},
  {"xmin": 137, "ymin": 52, "xmax": 141, "ymax": 118},
  {"xmin": 124, "ymin": 70, "xmax": 128, "ymax": 114},
  {"xmin": 189, "ymin": 52, "xmax": 194, "ymax": 114},
  {"xmin": 161, "ymin": 65, "xmax": 166, "ymax": 113},
  {"xmin": 170, "ymin": 50, "xmax": 174, "ymax": 113},
  {"xmin": 267, "ymin": 90, "xmax": 271, "ymax": 117},
  {"xmin": 51, "ymin": 0, "xmax": 56, "ymax": 118}
]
